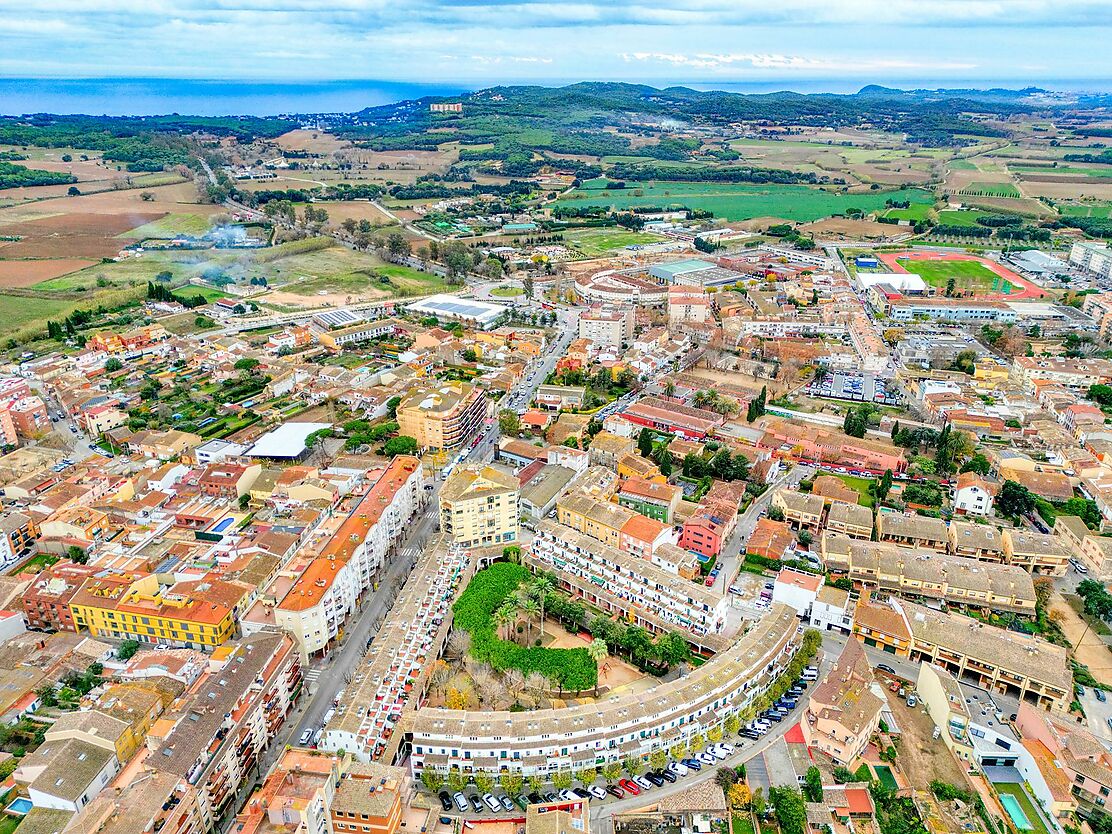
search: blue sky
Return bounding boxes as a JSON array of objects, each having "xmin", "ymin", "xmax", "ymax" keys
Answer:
[{"xmin": 1, "ymin": 0, "xmax": 1110, "ymax": 87}]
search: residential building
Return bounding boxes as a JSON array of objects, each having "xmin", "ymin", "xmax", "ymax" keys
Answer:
[
  {"xmin": 405, "ymin": 605, "xmax": 800, "ymax": 778},
  {"xmin": 772, "ymin": 489, "xmax": 824, "ymax": 530},
  {"xmin": 948, "ymin": 521, "xmax": 1005, "ymax": 563},
  {"xmin": 534, "ymin": 384, "xmax": 586, "ymax": 411},
  {"xmin": 527, "ymin": 521, "xmax": 729, "ymax": 651},
  {"xmin": 396, "ymin": 381, "xmax": 485, "ymax": 451},
  {"xmin": 823, "ymin": 533, "xmax": 1036, "ymax": 614},
  {"xmin": 0, "ymin": 510, "xmax": 37, "ymax": 568},
  {"xmin": 953, "ymin": 472, "xmax": 997, "ymax": 516},
  {"xmin": 439, "ymin": 465, "xmax": 519, "ymax": 548},
  {"xmin": 678, "ymin": 498, "xmax": 736, "ymax": 560},
  {"xmin": 22, "ymin": 562, "xmax": 101, "ymax": 631},
  {"xmin": 329, "ymin": 761, "xmax": 409, "ymax": 834},
  {"xmin": 15, "ymin": 738, "xmax": 119, "ymax": 811},
  {"xmin": 1071, "ymin": 241, "xmax": 1112, "ymax": 280},
  {"xmin": 826, "ymin": 502, "xmax": 873, "ymax": 540},
  {"xmin": 1017, "ymin": 701, "xmax": 1112, "ymax": 817},
  {"xmin": 617, "ymin": 477, "xmax": 681, "ymax": 522},
  {"xmin": 578, "ymin": 307, "xmax": 633, "ymax": 348},
  {"xmin": 876, "ymin": 511, "xmax": 949, "ymax": 551},
  {"xmin": 1002, "ymin": 529, "xmax": 1070, "ymax": 576},
  {"xmin": 802, "ymin": 639, "xmax": 883, "ymax": 766}
]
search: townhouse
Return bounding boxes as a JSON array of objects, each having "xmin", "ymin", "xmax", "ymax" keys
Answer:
[
  {"xmin": 823, "ymin": 532, "xmax": 1036, "ymax": 614},
  {"xmin": 801, "ymin": 639, "xmax": 883, "ymax": 766},
  {"xmin": 1002, "ymin": 529, "xmax": 1070, "ymax": 576},
  {"xmin": 616, "ymin": 477, "xmax": 681, "ymax": 523},
  {"xmin": 405, "ymin": 605, "xmax": 800, "ymax": 778}
]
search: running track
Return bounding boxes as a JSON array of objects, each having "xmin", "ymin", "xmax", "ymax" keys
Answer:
[{"xmin": 875, "ymin": 250, "xmax": 1047, "ymax": 300}]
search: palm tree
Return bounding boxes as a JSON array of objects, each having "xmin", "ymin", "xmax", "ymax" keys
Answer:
[
  {"xmin": 494, "ymin": 603, "xmax": 516, "ymax": 642},
  {"xmin": 520, "ymin": 597, "xmax": 541, "ymax": 642},
  {"xmin": 587, "ymin": 638, "xmax": 608, "ymax": 696},
  {"xmin": 532, "ymin": 575, "xmax": 554, "ymax": 637}
]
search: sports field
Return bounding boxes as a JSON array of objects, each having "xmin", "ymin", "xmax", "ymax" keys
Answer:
[
  {"xmin": 564, "ymin": 227, "xmax": 664, "ymax": 256},
  {"xmin": 876, "ymin": 250, "xmax": 1045, "ymax": 299},
  {"xmin": 557, "ymin": 181, "xmax": 933, "ymax": 222},
  {"xmin": 935, "ymin": 209, "xmax": 991, "ymax": 227},
  {"xmin": 882, "ymin": 203, "xmax": 934, "ymax": 222},
  {"xmin": 899, "ymin": 258, "xmax": 1006, "ymax": 291},
  {"xmin": 1060, "ymin": 202, "xmax": 1112, "ymax": 219}
]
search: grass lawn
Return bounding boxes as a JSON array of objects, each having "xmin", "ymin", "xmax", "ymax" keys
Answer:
[
  {"xmin": 936, "ymin": 209, "xmax": 993, "ymax": 227},
  {"xmin": 558, "ymin": 182, "xmax": 933, "ymax": 223},
  {"xmin": 564, "ymin": 228, "xmax": 664, "ymax": 256},
  {"xmin": 0, "ymin": 815, "xmax": 21, "ymax": 834},
  {"xmin": 732, "ymin": 814, "xmax": 756, "ymax": 834},
  {"xmin": 896, "ymin": 257, "xmax": 1011, "ymax": 293},
  {"xmin": 993, "ymin": 782, "xmax": 1051, "ymax": 834},
  {"xmin": 882, "ymin": 203, "xmax": 934, "ymax": 222},
  {"xmin": 833, "ymin": 473, "xmax": 876, "ymax": 508},
  {"xmin": 1060, "ymin": 202, "xmax": 1112, "ymax": 219},
  {"xmin": 960, "ymin": 182, "xmax": 1022, "ymax": 197},
  {"xmin": 121, "ymin": 213, "xmax": 215, "ymax": 239},
  {"xmin": 7, "ymin": 551, "xmax": 58, "ymax": 576},
  {"xmin": 489, "ymin": 285, "xmax": 524, "ymax": 297}
]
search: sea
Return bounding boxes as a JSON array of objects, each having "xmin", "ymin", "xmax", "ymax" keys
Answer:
[{"xmin": 2, "ymin": 76, "xmax": 1111, "ymax": 118}]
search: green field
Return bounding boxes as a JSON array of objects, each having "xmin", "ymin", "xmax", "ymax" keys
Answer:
[
  {"xmin": 276, "ymin": 255, "xmax": 450, "ymax": 297},
  {"xmin": 489, "ymin": 285, "xmax": 524, "ymax": 297},
  {"xmin": 948, "ymin": 159, "xmax": 978, "ymax": 170},
  {"xmin": 558, "ymin": 181, "xmax": 933, "ymax": 222},
  {"xmin": 935, "ymin": 209, "xmax": 992, "ymax": 227},
  {"xmin": 1059, "ymin": 202, "xmax": 1112, "ymax": 218},
  {"xmin": 122, "ymin": 213, "xmax": 215, "ymax": 239},
  {"xmin": 832, "ymin": 473, "xmax": 876, "ymax": 508},
  {"xmin": 958, "ymin": 182, "xmax": 1022, "ymax": 197},
  {"xmin": 882, "ymin": 203, "xmax": 934, "ymax": 222},
  {"xmin": 897, "ymin": 257, "xmax": 1011, "ymax": 293},
  {"xmin": 564, "ymin": 227, "xmax": 665, "ymax": 256},
  {"xmin": 1011, "ymin": 164, "xmax": 1112, "ymax": 178}
]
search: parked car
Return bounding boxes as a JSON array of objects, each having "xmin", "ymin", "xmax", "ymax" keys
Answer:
[
  {"xmin": 682, "ymin": 758, "xmax": 703, "ymax": 771},
  {"xmin": 605, "ymin": 785, "xmax": 625, "ymax": 799},
  {"xmin": 633, "ymin": 776, "xmax": 652, "ymax": 791},
  {"xmin": 618, "ymin": 779, "xmax": 641, "ymax": 796},
  {"xmin": 587, "ymin": 786, "xmax": 607, "ymax": 800},
  {"xmin": 668, "ymin": 761, "xmax": 690, "ymax": 776},
  {"xmin": 438, "ymin": 792, "xmax": 453, "ymax": 812},
  {"xmin": 1097, "ymin": 689, "xmax": 1107, "ymax": 703},
  {"xmin": 877, "ymin": 663, "xmax": 896, "ymax": 675},
  {"xmin": 645, "ymin": 772, "xmax": 664, "ymax": 787},
  {"xmin": 469, "ymin": 795, "xmax": 484, "ymax": 813},
  {"xmin": 499, "ymin": 795, "xmax": 515, "ymax": 812},
  {"xmin": 514, "ymin": 796, "xmax": 530, "ymax": 812},
  {"xmin": 559, "ymin": 790, "xmax": 578, "ymax": 802},
  {"xmin": 696, "ymin": 752, "xmax": 717, "ymax": 766},
  {"xmin": 659, "ymin": 769, "xmax": 677, "ymax": 783},
  {"xmin": 453, "ymin": 793, "xmax": 469, "ymax": 813},
  {"xmin": 298, "ymin": 729, "xmax": 313, "ymax": 745}
]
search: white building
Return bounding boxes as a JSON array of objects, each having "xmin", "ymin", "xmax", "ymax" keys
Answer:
[
  {"xmin": 1071, "ymin": 241, "xmax": 1112, "ymax": 280},
  {"xmin": 953, "ymin": 473, "xmax": 996, "ymax": 517},
  {"xmin": 578, "ymin": 307, "xmax": 634, "ymax": 348}
]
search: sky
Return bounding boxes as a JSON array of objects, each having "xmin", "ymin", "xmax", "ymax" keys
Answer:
[{"xmin": 1, "ymin": 0, "xmax": 1111, "ymax": 89}]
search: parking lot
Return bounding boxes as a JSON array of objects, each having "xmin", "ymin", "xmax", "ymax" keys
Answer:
[{"xmin": 806, "ymin": 371, "xmax": 900, "ymax": 406}]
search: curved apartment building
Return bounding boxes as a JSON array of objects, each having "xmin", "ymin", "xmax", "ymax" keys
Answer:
[{"xmin": 404, "ymin": 604, "xmax": 800, "ymax": 777}]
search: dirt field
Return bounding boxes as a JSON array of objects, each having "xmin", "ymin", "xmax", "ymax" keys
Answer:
[
  {"xmin": 0, "ymin": 258, "xmax": 97, "ymax": 286},
  {"xmin": 0, "ymin": 212, "xmax": 164, "ymax": 258},
  {"xmin": 318, "ymin": 200, "xmax": 396, "ymax": 226},
  {"xmin": 1020, "ymin": 179, "xmax": 1112, "ymax": 200},
  {"xmin": 800, "ymin": 217, "xmax": 907, "ymax": 240},
  {"xmin": 887, "ymin": 694, "xmax": 970, "ymax": 788},
  {"xmin": 1050, "ymin": 591, "xmax": 1112, "ymax": 680},
  {"xmin": 538, "ymin": 621, "xmax": 648, "ymax": 695},
  {"xmin": 274, "ymin": 129, "xmax": 352, "ymax": 155}
]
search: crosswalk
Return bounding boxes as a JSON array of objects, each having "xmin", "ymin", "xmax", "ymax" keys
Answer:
[{"xmin": 303, "ymin": 667, "xmax": 323, "ymax": 686}]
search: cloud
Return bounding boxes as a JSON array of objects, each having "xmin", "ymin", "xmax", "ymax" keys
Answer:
[{"xmin": 621, "ymin": 51, "xmax": 978, "ymax": 73}]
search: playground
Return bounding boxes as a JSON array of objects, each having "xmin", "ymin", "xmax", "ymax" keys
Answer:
[{"xmin": 875, "ymin": 250, "xmax": 1047, "ymax": 300}]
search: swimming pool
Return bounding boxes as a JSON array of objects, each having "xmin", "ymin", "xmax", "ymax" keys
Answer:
[
  {"xmin": 6, "ymin": 797, "xmax": 33, "ymax": 815},
  {"xmin": 211, "ymin": 516, "xmax": 235, "ymax": 534},
  {"xmin": 873, "ymin": 764, "xmax": 899, "ymax": 792},
  {"xmin": 1000, "ymin": 794, "xmax": 1033, "ymax": 831}
]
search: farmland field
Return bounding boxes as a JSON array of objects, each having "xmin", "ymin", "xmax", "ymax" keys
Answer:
[
  {"xmin": 564, "ymin": 227, "xmax": 665, "ymax": 256},
  {"xmin": 881, "ymin": 203, "xmax": 934, "ymax": 222},
  {"xmin": 935, "ymin": 209, "xmax": 992, "ymax": 227},
  {"xmin": 1059, "ymin": 202, "xmax": 1112, "ymax": 218},
  {"xmin": 0, "ymin": 258, "xmax": 97, "ymax": 286},
  {"xmin": 957, "ymin": 181, "xmax": 1022, "ymax": 197},
  {"xmin": 123, "ymin": 213, "xmax": 215, "ymax": 239},
  {"xmin": 557, "ymin": 181, "xmax": 933, "ymax": 222}
]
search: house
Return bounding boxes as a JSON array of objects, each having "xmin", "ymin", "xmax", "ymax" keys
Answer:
[
  {"xmin": 953, "ymin": 472, "xmax": 997, "ymax": 516},
  {"xmin": 811, "ymin": 475, "xmax": 860, "ymax": 506},
  {"xmin": 746, "ymin": 517, "xmax": 795, "ymax": 560},
  {"xmin": 1002, "ymin": 529, "xmax": 1070, "ymax": 576},
  {"xmin": 617, "ymin": 477, "xmax": 681, "ymax": 523},
  {"xmin": 801, "ymin": 639, "xmax": 884, "ymax": 766},
  {"xmin": 948, "ymin": 521, "xmax": 1005, "ymax": 562},
  {"xmin": 876, "ymin": 511, "xmax": 949, "ymax": 551},
  {"xmin": 826, "ymin": 502, "xmax": 873, "ymax": 540},
  {"xmin": 772, "ymin": 489, "xmax": 824, "ymax": 530}
]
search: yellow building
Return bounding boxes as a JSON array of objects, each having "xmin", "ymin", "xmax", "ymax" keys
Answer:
[
  {"xmin": 439, "ymin": 465, "xmax": 520, "ymax": 548},
  {"xmin": 973, "ymin": 359, "xmax": 1010, "ymax": 385},
  {"xmin": 555, "ymin": 492, "xmax": 631, "ymax": 550},
  {"xmin": 396, "ymin": 380, "xmax": 486, "ymax": 451},
  {"xmin": 69, "ymin": 573, "xmax": 241, "ymax": 651}
]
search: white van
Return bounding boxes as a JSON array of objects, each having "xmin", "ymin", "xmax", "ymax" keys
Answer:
[{"xmin": 322, "ymin": 708, "xmax": 336, "ymax": 725}]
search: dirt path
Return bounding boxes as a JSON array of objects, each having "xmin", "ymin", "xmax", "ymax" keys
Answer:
[{"xmin": 1050, "ymin": 592, "xmax": 1112, "ymax": 678}]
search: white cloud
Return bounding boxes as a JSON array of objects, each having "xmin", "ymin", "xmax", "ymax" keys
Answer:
[{"xmin": 621, "ymin": 51, "xmax": 978, "ymax": 73}]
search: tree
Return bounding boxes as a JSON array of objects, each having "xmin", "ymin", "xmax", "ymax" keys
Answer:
[
  {"xmin": 769, "ymin": 787, "xmax": 807, "ymax": 834},
  {"xmin": 961, "ymin": 453, "xmax": 991, "ymax": 475},
  {"xmin": 997, "ymin": 479, "xmax": 1036, "ymax": 518},
  {"xmin": 650, "ymin": 750, "xmax": 668, "ymax": 772},
  {"xmin": 532, "ymin": 575, "xmax": 554, "ymax": 637},
  {"xmin": 116, "ymin": 640, "xmax": 140, "ymax": 660},
  {"xmin": 587, "ymin": 639, "xmax": 608, "ymax": 695},
  {"xmin": 623, "ymin": 756, "xmax": 644, "ymax": 777},
  {"xmin": 715, "ymin": 767, "xmax": 738, "ymax": 792},
  {"xmin": 528, "ymin": 774, "xmax": 545, "ymax": 794},
  {"xmin": 446, "ymin": 767, "xmax": 467, "ymax": 792},
  {"xmin": 728, "ymin": 783, "xmax": 752, "ymax": 810},
  {"xmin": 382, "ymin": 436, "xmax": 418, "ymax": 456},
  {"xmin": 473, "ymin": 772, "xmax": 494, "ymax": 794},
  {"xmin": 238, "ymin": 493, "xmax": 251, "ymax": 510},
  {"xmin": 67, "ymin": 544, "xmax": 88, "ymax": 564},
  {"xmin": 747, "ymin": 387, "xmax": 767, "ymax": 422},
  {"xmin": 234, "ymin": 357, "xmax": 260, "ymax": 371},
  {"xmin": 637, "ymin": 428, "xmax": 655, "ymax": 457},
  {"xmin": 104, "ymin": 358, "xmax": 123, "ymax": 372},
  {"xmin": 669, "ymin": 741, "xmax": 688, "ymax": 761},
  {"xmin": 551, "ymin": 769, "xmax": 573, "ymax": 790},
  {"xmin": 655, "ymin": 631, "xmax": 690, "ymax": 667},
  {"xmin": 499, "ymin": 772, "xmax": 523, "ymax": 797},
  {"xmin": 804, "ymin": 766, "xmax": 823, "ymax": 802},
  {"xmin": 750, "ymin": 788, "xmax": 767, "ymax": 819},
  {"xmin": 498, "ymin": 409, "xmax": 521, "ymax": 437},
  {"xmin": 460, "ymin": 348, "xmax": 478, "ymax": 363},
  {"xmin": 421, "ymin": 768, "xmax": 445, "ymax": 792},
  {"xmin": 688, "ymin": 732, "xmax": 706, "ymax": 752},
  {"xmin": 575, "ymin": 766, "xmax": 598, "ymax": 787},
  {"xmin": 1090, "ymin": 384, "xmax": 1112, "ymax": 406},
  {"xmin": 385, "ymin": 232, "xmax": 410, "ymax": 260},
  {"xmin": 602, "ymin": 762, "xmax": 624, "ymax": 783}
]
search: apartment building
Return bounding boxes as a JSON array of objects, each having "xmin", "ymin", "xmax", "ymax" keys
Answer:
[
  {"xmin": 1012, "ymin": 356, "xmax": 1112, "ymax": 393},
  {"xmin": 21, "ymin": 561, "xmax": 101, "ymax": 631},
  {"xmin": 70, "ymin": 574, "xmax": 242, "ymax": 650},
  {"xmin": 154, "ymin": 631, "xmax": 303, "ymax": 832},
  {"xmin": 1054, "ymin": 515, "xmax": 1112, "ymax": 578},
  {"xmin": 330, "ymin": 761, "xmax": 409, "ymax": 834},
  {"xmin": 883, "ymin": 297, "xmax": 1017, "ymax": 323},
  {"xmin": 801, "ymin": 639, "xmax": 883, "ymax": 766},
  {"xmin": 1017, "ymin": 702, "xmax": 1112, "ymax": 817},
  {"xmin": 396, "ymin": 381, "xmax": 485, "ymax": 451},
  {"xmin": 439, "ymin": 465, "xmax": 519, "ymax": 549},
  {"xmin": 823, "ymin": 533, "xmax": 1036, "ymax": 614},
  {"xmin": 406, "ymin": 605, "xmax": 800, "ymax": 778},
  {"xmin": 527, "ymin": 521, "xmax": 729, "ymax": 650},
  {"xmin": 854, "ymin": 598, "xmax": 1070, "ymax": 711},
  {"xmin": 1002, "ymin": 529, "xmax": 1070, "ymax": 576},
  {"xmin": 316, "ymin": 318, "xmax": 406, "ymax": 351},
  {"xmin": 0, "ymin": 510, "xmax": 38, "ymax": 568},
  {"xmin": 1071, "ymin": 241, "xmax": 1112, "ymax": 280},
  {"xmin": 578, "ymin": 307, "xmax": 633, "ymax": 348},
  {"xmin": 758, "ymin": 418, "xmax": 906, "ymax": 473},
  {"xmin": 678, "ymin": 499, "xmax": 737, "ymax": 560},
  {"xmin": 275, "ymin": 457, "xmax": 424, "ymax": 657},
  {"xmin": 69, "ymin": 768, "xmax": 204, "ymax": 834},
  {"xmin": 236, "ymin": 749, "xmax": 340, "ymax": 834}
]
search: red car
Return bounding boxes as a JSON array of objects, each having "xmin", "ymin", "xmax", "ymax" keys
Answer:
[{"xmin": 618, "ymin": 779, "xmax": 641, "ymax": 796}]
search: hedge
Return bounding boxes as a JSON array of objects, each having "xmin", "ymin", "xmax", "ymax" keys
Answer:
[{"xmin": 452, "ymin": 563, "xmax": 597, "ymax": 693}]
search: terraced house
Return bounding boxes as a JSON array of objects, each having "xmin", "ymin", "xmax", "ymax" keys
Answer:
[
  {"xmin": 616, "ymin": 477, "xmax": 681, "ymax": 523},
  {"xmin": 406, "ymin": 605, "xmax": 800, "ymax": 778}
]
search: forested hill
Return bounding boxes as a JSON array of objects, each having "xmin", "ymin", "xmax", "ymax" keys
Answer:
[{"xmin": 347, "ymin": 80, "xmax": 1038, "ymax": 146}]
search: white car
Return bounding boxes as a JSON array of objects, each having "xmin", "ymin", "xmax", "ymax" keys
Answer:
[
  {"xmin": 587, "ymin": 785, "xmax": 607, "ymax": 800},
  {"xmin": 633, "ymin": 776, "xmax": 652, "ymax": 791},
  {"xmin": 668, "ymin": 761, "xmax": 689, "ymax": 776},
  {"xmin": 482, "ymin": 794, "xmax": 501, "ymax": 813},
  {"xmin": 696, "ymin": 752, "xmax": 717, "ymax": 766},
  {"xmin": 559, "ymin": 789, "xmax": 578, "ymax": 802},
  {"xmin": 708, "ymin": 746, "xmax": 728, "ymax": 761}
]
